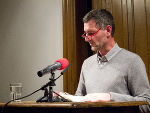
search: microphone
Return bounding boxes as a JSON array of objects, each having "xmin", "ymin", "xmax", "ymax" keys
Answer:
[
  {"xmin": 61, "ymin": 64, "xmax": 70, "ymax": 75},
  {"xmin": 37, "ymin": 58, "xmax": 69, "ymax": 77}
]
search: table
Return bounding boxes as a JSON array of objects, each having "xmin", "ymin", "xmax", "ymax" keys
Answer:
[{"xmin": 0, "ymin": 101, "xmax": 148, "ymax": 113}]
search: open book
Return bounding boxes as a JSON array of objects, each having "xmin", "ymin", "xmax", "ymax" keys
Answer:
[{"xmin": 59, "ymin": 93, "xmax": 84, "ymax": 102}]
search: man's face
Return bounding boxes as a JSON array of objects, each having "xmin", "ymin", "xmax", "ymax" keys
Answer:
[{"xmin": 84, "ymin": 19, "xmax": 109, "ymax": 51}]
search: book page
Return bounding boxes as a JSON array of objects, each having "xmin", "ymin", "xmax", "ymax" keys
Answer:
[{"xmin": 59, "ymin": 93, "xmax": 84, "ymax": 102}]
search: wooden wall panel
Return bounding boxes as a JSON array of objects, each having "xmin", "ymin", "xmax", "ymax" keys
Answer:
[
  {"xmin": 105, "ymin": 0, "xmax": 113, "ymax": 13},
  {"xmin": 62, "ymin": 0, "xmax": 78, "ymax": 94},
  {"xmin": 112, "ymin": 0, "xmax": 127, "ymax": 49},
  {"xmin": 127, "ymin": 0, "xmax": 135, "ymax": 52},
  {"xmin": 133, "ymin": 0, "xmax": 149, "ymax": 75},
  {"xmin": 92, "ymin": 0, "xmax": 150, "ymax": 81},
  {"xmin": 92, "ymin": 0, "xmax": 101, "ymax": 9},
  {"xmin": 122, "ymin": 0, "xmax": 128, "ymax": 49},
  {"xmin": 102, "ymin": 0, "xmax": 106, "ymax": 9},
  {"xmin": 146, "ymin": 0, "xmax": 150, "ymax": 80}
]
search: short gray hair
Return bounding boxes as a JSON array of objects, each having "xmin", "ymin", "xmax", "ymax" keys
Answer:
[{"xmin": 83, "ymin": 9, "xmax": 115, "ymax": 37}]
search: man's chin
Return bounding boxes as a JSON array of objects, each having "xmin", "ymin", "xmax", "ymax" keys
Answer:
[{"xmin": 91, "ymin": 46, "xmax": 99, "ymax": 51}]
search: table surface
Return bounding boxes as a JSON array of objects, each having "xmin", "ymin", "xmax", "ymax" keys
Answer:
[{"xmin": 0, "ymin": 101, "xmax": 148, "ymax": 108}]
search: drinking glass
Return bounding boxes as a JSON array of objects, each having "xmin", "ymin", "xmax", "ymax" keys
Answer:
[{"xmin": 10, "ymin": 83, "xmax": 22, "ymax": 102}]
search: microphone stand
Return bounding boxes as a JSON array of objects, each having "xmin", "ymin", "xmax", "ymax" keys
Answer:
[
  {"xmin": 36, "ymin": 64, "xmax": 70, "ymax": 102},
  {"xmin": 36, "ymin": 70, "xmax": 56, "ymax": 102}
]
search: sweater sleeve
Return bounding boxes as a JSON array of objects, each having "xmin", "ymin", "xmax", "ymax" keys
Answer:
[
  {"xmin": 75, "ymin": 64, "xmax": 86, "ymax": 96},
  {"xmin": 110, "ymin": 55, "xmax": 150, "ymax": 113}
]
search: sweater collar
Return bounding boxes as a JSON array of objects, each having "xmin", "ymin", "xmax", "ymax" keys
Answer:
[{"xmin": 97, "ymin": 43, "xmax": 122, "ymax": 63}]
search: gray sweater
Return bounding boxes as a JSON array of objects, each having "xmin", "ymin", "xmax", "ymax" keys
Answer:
[{"xmin": 75, "ymin": 44, "xmax": 150, "ymax": 113}]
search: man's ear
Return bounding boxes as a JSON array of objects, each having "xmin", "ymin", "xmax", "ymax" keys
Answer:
[{"xmin": 106, "ymin": 25, "xmax": 112, "ymax": 37}]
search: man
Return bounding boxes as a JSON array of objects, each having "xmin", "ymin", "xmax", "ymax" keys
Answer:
[{"xmin": 75, "ymin": 9, "xmax": 150, "ymax": 113}]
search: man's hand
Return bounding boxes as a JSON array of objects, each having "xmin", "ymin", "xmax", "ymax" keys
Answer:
[{"xmin": 83, "ymin": 93, "xmax": 111, "ymax": 102}]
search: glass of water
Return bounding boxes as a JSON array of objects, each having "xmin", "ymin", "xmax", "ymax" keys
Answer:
[{"xmin": 10, "ymin": 83, "xmax": 22, "ymax": 102}]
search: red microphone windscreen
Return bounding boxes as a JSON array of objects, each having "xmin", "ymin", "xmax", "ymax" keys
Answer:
[{"xmin": 55, "ymin": 58, "xmax": 69, "ymax": 70}]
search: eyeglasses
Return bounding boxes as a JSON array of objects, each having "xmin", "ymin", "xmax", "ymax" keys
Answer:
[{"xmin": 81, "ymin": 28, "xmax": 101, "ymax": 40}]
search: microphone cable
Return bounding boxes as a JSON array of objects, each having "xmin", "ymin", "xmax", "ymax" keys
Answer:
[
  {"xmin": 1, "ymin": 65, "xmax": 71, "ymax": 113},
  {"xmin": 1, "ymin": 88, "xmax": 41, "ymax": 113}
]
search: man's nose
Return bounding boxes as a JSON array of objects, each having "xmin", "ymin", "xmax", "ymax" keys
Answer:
[{"xmin": 84, "ymin": 37, "xmax": 91, "ymax": 42}]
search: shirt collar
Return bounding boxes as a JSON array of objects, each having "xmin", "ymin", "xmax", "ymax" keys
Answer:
[{"xmin": 97, "ymin": 43, "xmax": 122, "ymax": 63}]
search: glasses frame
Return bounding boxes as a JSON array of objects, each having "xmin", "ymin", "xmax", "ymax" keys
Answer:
[{"xmin": 81, "ymin": 28, "xmax": 101, "ymax": 40}]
